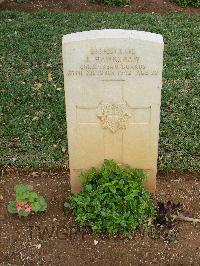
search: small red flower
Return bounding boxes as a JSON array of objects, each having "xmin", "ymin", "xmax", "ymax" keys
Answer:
[
  {"xmin": 25, "ymin": 207, "xmax": 31, "ymax": 213},
  {"xmin": 17, "ymin": 206, "xmax": 22, "ymax": 212},
  {"xmin": 16, "ymin": 201, "xmax": 23, "ymax": 207},
  {"xmin": 25, "ymin": 203, "xmax": 30, "ymax": 208}
]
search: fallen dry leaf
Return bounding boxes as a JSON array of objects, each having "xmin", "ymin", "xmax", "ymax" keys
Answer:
[
  {"xmin": 32, "ymin": 116, "xmax": 39, "ymax": 121},
  {"xmin": 94, "ymin": 240, "xmax": 98, "ymax": 245},
  {"xmin": 48, "ymin": 73, "xmax": 53, "ymax": 82},
  {"xmin": 62, "ymin": 147, "xmax": 66, "ymax": 153},
  {"xmin": 31, "ymin": 172, "xmax": 38, "ymax": 177},
  {"xmin": 33, "ymin": 82, "xmax": 42, "ymax": 90},
  {"xmin": 34, "ymin": 244, "xmax": 41, "ymax": 249}
]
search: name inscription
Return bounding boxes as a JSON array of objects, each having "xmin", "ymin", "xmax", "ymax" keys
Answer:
[{"xmin": 66, "ymin": 48, "xmax": 159, "ymax": 77}]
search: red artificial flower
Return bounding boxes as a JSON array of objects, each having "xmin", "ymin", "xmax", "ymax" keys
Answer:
[
  {"xmin": 25, "ymin": 203, "xmax": 30, "ymax": 208},
  {"xmin": 16, "ymin": 201, "xmax": 24, "ymax": 207},
  {"xmin": 25, "ymin": 206, "xmax": 32, "ymax": 213},
  {"xmin": 17, "ymin": 206, "xmax": 22, "ymax": 212}
]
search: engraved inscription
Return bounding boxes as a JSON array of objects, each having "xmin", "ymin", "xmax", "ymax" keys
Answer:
[
  {"xmin": 97, "ymin": 102, "xmax": 131, "ymax": 133},
  {"xmin": 66, "ymin": 48, "xmax": 159, "ymax": 77}
]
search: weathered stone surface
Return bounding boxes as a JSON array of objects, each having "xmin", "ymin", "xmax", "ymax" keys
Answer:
[{"xmin": 63, "ymin": 29, "xmax": 164, "ymax": 193}]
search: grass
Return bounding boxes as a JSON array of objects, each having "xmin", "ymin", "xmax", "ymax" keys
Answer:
[{"xmin": 0, "ymin": 11, "xmax": 199, "ymax": 171}]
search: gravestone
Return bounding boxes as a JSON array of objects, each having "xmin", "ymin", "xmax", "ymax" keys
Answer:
[{"xmin": 62, "ymin": 29, "xmax": 164, "ymax": 193}]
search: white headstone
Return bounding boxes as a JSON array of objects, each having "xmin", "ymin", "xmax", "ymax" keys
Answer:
[{"xmin": 63, "ymin": 29, "xmax": 164, "ymax": 193}]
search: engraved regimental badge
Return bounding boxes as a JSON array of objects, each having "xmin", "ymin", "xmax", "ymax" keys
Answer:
[{"xmin": 97, "ymin": 101, "xmax": 131, "ymax": 133}]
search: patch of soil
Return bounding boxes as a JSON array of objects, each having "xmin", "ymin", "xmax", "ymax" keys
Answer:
[
  {"xmin": 0, "ymin": 166, "xmax": 200, "ymax": 265},
  {"xmin": 0, "ymin": 0, "xmax": 200, "ymax": 14}
]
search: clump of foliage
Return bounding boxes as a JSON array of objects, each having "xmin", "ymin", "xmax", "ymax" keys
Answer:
[
  {"xmin": 154, "ymin": 201, "xmax": 190, "ymax": 242},
  {"xmin": 173, "ymin": 0, "xmax": 199, "ymax": 7},
  {"xmin": 156, "ymin": 201, "xmax": 182, "ymax": 228},
  {"xmin": 67, "ymin": 160, "xmax": 156, "ymax": 234},
  {"xmin": 90, "ymin": 0, "xmax": 130, "ymax": 6},
  {"xmin": 8, "ymin": 184, "xmax": 47, "ymax": 217}
]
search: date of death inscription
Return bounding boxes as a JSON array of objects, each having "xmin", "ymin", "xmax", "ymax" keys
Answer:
[{"xmin": 65, "ymin": 48, "xmax": 159, "ymax": 77}]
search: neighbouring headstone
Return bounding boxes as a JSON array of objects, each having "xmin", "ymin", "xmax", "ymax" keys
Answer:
[{"xmin": 63, "ymin": 29, "xmax": 164, "ymax": 193}]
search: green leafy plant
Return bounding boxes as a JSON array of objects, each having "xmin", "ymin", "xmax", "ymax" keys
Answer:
[
  {"xmin": 67, "ymin": 160, "xmax": 156, "ymax": 234},
  {"xmin": 90, "ymin": 0, "xmax": 130, "ymax": 6},
  {"xmin": 172, "ymin": 0, "xmax": 199, "ymax": 6},
  {"xmin": 8, "ymin": 184, "xmax": 47, "ymax": 217}
]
